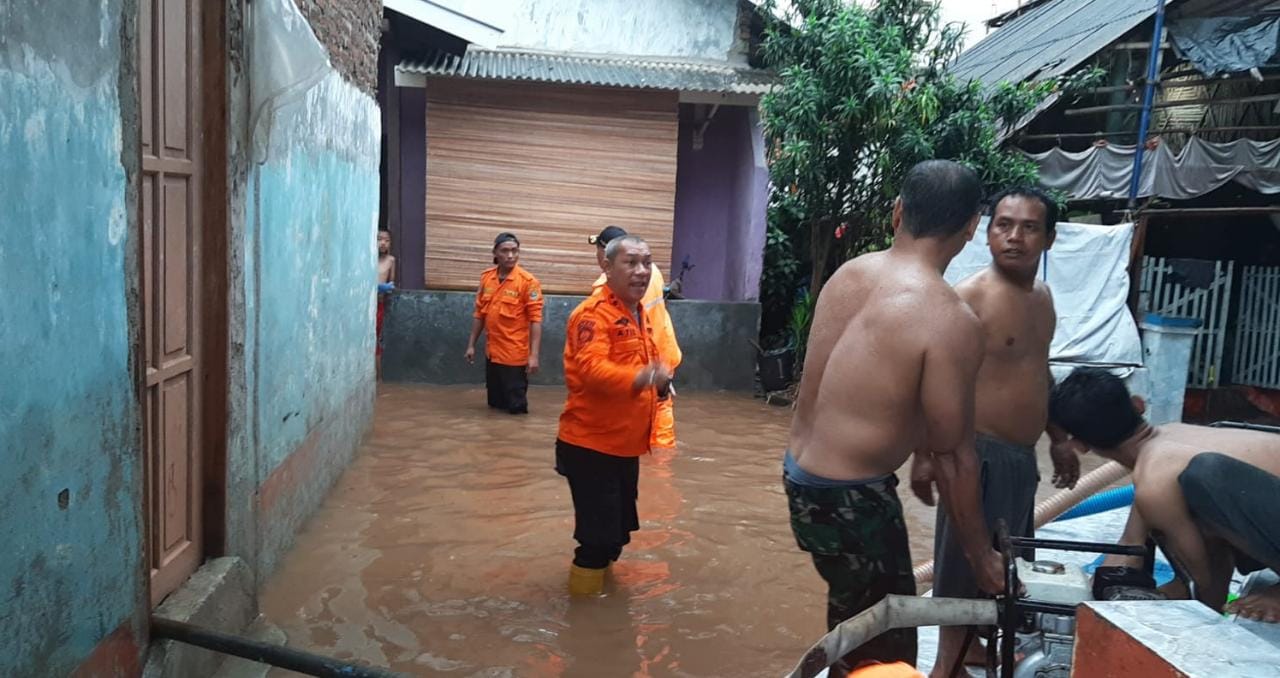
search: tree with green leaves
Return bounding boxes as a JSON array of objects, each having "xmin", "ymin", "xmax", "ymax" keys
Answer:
[{"xmin": 758, "ymin": 0, "xmax": 1089, "ymax": 305}]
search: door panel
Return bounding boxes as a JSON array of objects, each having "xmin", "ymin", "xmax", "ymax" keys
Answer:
[{"xmin": 141, "ymin": 0, "xmax": 203, "ymax": 606}]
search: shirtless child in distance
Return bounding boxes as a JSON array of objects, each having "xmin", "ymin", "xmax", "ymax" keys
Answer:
[
  {"xmin": 1051, "ymin": 368, "xmax": 1280, "ymax": 623},
  {"xmin": 376, "ymin": 229, "xmax": 396, "ymax": 379},
  {"xmin": 913, "ymin": 187, "xmax": 1083, "ymax": 675},
  {"xmin": 784, "ymin": 160, "xmax": 1004, "ymax": 670}
]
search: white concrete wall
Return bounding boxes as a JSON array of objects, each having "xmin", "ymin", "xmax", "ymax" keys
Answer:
[{"xmin": 429, "ymin": 0, "xmax": 745, "ymax": 61}]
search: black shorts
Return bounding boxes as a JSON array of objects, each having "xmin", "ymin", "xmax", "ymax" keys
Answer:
[
  {"xmin": 555, "ymin": 440, "xmax": 640, "ymax": 569},
  {"xmin": 485, "ymin": 359, "xmax": 528, "ymax": 414},
  {"xmin": 933, "ymin": 434, "xmax": 1039, "ymax": 599}
]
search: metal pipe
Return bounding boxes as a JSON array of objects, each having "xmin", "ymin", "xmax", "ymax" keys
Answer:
[
  {"xmin": 1128, "ymin": 0, "xmax": 1169, "ymax": 210},
  {"xmin": 1139, "ymin": 207, "xmax": 1280, "ymax": 217},
  {"xmin": 1065, "ymin": 93, "xmax": 1280, "ymax": 116},
  {"xmin": 1017, "ymin": 126, "xmax": 1280, "ymax": 140},
  {"xmin": 150, "ymin": 618, "xmax": 408, "ymax": 678},
  {"xmin": 1007, "ymin": 537, "xmax": 1149, "ymax": 558},
  {"xmin": 1209, "ymin": 420, "xmax": 1280, "ymax": 434}
]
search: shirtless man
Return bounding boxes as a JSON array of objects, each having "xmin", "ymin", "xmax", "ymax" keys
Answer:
[
  {"xmin": 784, "ymin": 160, "xmax": 1004, "ymax": 670},
  {"xmin": 1051, "ymin": 368, "xmax": 1280, "ymax": 623},
  {"xmin": 914, "ymin": 187, "xmax": 1082, "ymax": 675}
]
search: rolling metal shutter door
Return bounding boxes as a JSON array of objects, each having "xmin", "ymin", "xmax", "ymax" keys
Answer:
[{"xmin": 425, "ymin": 79, "xmax": 677, "ymax": 294}]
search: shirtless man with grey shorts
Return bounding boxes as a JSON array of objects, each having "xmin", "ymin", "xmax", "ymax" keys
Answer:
[
  {"xmin": 784, "ymin": 160, "xmax": 1005, "ymax": 670},
  {"xmin": 913, "ymin": 187, "xmax": 1084, "ymax": 674}
]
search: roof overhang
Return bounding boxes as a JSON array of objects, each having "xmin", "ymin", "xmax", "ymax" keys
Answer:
[
  {"xmin": 383, "ymin": 0, "xmax": 505, "ymax": 47},
  {"xmin": 395, "ymin": 47, "xmax": 776, "ymax": 104}
]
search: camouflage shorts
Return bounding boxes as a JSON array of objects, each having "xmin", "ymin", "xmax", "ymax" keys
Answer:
[{"xmin": 785, "ymin": 472, "xmax": 917, "ymax": 668}]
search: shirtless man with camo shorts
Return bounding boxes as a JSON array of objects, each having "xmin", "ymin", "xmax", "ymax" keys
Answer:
[{"xmin": 784, "ymin": 160, "xmax": 1005, "ymax": 671}]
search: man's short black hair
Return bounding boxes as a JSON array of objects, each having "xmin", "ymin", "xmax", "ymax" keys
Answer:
[
  {"xmin": 1049, "ymin": 368, "xmax": 1145, "ymax": 449},
  {"xmin": 989, "ymin": 186, "xmax": 1059, "ymax": 233},
  {"xmin": 493, "ymin": 232, "xmax": 520, "ymax": 249},
  {"xmin": 900, "ymin": 160, "xmax": 984, "ymax": 238}
]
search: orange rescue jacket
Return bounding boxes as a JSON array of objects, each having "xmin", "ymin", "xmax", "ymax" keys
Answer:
[
  {"xmin": 593, "ymin": 265, "xmax": 681, "ymax": 368},
  {"xmin": 474, "ymin": 265, "xmax": 544, "ymax": 366},
  {"xmin": 558, "ymin": 285, "xmax": 662, "ymax": 457}
]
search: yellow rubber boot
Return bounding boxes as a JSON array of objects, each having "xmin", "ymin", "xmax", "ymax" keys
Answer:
[{"xmin": 568, "ymin": 564, "xmax": 606, "ymax": 596}]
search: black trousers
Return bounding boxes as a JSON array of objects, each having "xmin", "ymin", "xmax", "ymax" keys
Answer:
[
  {"xmin": 485, "ymin": 359, "xmax": 528, "ymax": 414},
  {"xmin": 555, "ymin": 439, "xmax": 640, "ymax": 569},
  {"xmin": 1179, "ymin": 452, "xmax": 1280, "ymax": 574}
]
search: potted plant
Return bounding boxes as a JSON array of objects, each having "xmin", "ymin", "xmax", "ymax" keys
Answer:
[{"xmin": 756, "ymin": 291, "xmax": 814, "ymax": 393}]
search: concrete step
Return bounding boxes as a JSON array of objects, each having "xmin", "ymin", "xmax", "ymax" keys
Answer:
[{"xmin": 209, "ymin": 616, "xmax": 289, "ymax": 678}]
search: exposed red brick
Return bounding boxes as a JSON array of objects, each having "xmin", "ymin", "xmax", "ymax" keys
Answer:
[{"xmin": 293, "ymin": 0, "xmax": 381, "ymax": 96}]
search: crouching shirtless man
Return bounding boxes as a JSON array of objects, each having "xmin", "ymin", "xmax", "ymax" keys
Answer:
[
  {"xmin": 784, "ymin": 160, "xmax": 1006, "ymax": 671},
  {"xmin": 1051, "ymin": 368, "xmax": 1280, "ymax": 622}
]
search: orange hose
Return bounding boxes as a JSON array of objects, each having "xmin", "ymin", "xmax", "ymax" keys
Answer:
[{"xmin": 912, "ymin": 461, "xmax": 1129, "ymax": 585}]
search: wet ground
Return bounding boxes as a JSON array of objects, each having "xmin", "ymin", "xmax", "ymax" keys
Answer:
[{"xmin": 259, "ymin": 384, "xmax": 1108, "ymax": 677}]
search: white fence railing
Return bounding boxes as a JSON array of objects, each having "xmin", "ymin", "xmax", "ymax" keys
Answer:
[
  {"xmin": 1232, "ymin": 265, "xmax": 1280, "ymax": 390},
  {"xmin": 1139, "ymin": 257, "xmax": 1234, "ymax": 389}
]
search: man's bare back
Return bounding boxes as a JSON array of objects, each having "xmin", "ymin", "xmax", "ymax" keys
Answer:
[
  {"xmin": 956, "ymin": 270, "xmax": 1055, "ymax": 446},
  {"xmin": 1053, "ymin": 369, "xmax": 1280, "ymax": 622},
  {"xmin": 1117, "ymin": 424, "xmax": 1280, "ymax": 616},
  {"xmin": 789, "ymin": 249, "xmax": 983, "ymax": 481}
]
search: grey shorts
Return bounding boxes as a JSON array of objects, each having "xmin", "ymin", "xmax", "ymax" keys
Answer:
[
  {"xmin": 1179, "ymin": 452, "xmax": 1280, "ymax": 574},
  {"xmin": 933, "ymin": 434, "xmax": 1039, "ymax": 598}
]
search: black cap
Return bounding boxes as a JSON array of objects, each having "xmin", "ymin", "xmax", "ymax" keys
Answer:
[
  {"xmin": 588, "ymin": 225, "xmax": 627, "ymax": 246},
  {"xmin": 493, "ymin": 232, "xmax": 520, "ymax": 249}
]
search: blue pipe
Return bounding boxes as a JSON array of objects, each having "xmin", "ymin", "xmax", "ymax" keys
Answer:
[
  {"xmin": 1126, "ymin": 0, "xmax": 1169, "ymax": 210},
  {"xmin": 1053, "ymin": 484, "xmax": 1136, "ymax": 522}
]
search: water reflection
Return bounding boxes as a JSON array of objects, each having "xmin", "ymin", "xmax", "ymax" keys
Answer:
[{"xmin": 260, "ymin": 385, "xmax": 1102, "ymax": 676}]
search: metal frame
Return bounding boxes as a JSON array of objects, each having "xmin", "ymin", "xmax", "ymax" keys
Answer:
[
  {"xmin": 1232, "ymin": 264, "xmax": 1280, "ymax": 389},
  {"xmin": 992, "ymin": 524, "xmax": 1156, "ymax": 677}
]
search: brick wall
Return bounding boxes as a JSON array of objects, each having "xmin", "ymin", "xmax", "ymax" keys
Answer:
[{"xmin": 294, "ymin": 0, "xmax": 381, "ymax": 96}]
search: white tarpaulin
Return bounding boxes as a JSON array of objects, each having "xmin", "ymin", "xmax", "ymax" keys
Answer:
[{"xmin": 944, "ymin": 218, "xmax": 1143, "ymax": 366}]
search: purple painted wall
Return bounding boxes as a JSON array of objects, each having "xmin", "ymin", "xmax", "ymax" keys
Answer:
[
  {"xmin": 398, "ymin": 87, "xmax": 427, "ymax": 289},
  {"xmin": 671, "ymin": 104, "xmax": 767, "ymax": 302}
]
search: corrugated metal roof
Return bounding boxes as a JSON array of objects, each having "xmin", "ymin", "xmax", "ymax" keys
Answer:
[
  {"xmin": 397, "ymin": 47, "xmax": 776, "ymax": 95},
  {"xmin": 951, "ymin": 0, "xmax": 1158, "ymax": 94}
]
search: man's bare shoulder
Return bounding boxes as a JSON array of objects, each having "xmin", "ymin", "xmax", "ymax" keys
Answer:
[
  {"xmin": 828, "ymin": 249, "xmax": 888, "ymax": 281},
  {"xmin": 954, "ymin": 268, "xmax": 993, "ymax": 305},
  {"xmin": 1133, "ymin": 479, "xmax": 1181, "ymax": 530},
  {"xmin": 1033, "ymin": 278, "xmax": 1055, "ymax": 305}
]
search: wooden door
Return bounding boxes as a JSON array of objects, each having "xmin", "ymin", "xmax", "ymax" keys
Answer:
[{"xmin": 140, "ymin": 0, "xmax": 204, "ymax": 605}]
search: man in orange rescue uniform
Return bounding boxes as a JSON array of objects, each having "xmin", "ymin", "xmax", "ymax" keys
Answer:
[
  {"xmin": 557, "ymin": 235, "xmax": 674, "ymax": 595},
  {"xmin": 589, "ymin": 225, "xmax": 682, "ymax": 450},
  {"xmin": 465, "ymin": 232, "xmax": 543, "ymax": 414}
]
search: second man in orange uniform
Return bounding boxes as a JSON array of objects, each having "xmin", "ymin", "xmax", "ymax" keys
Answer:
[
  {"xmin": 557, "ymin": 235, "xmax": 674, "ymax": 595},
  {"xmin": 465, "ymin": 232, "xmax": 544, "ymax": 414},
  {"xmin": 588, "ymin": 225, "xmax": 682, "ymax": 450}
]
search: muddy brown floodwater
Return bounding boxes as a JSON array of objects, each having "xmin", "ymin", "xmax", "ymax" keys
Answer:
[{"xmin": 260, "ymin": 384, "xmax": 1107, "ymax": 677}]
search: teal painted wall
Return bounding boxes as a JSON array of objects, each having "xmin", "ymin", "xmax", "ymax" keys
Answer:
[
  {"xmin": 0, "ymin": 0, "xmax": 145, "ymax": 674},
  {"xmin": 242, "ymin": 70, "xmax": 380, "ymax": 576}
]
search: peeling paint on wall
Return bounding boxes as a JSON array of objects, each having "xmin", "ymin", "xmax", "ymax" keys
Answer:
[{"xmin": 0, "ymin": 1, "xmax": 144, "ymax": 674}]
